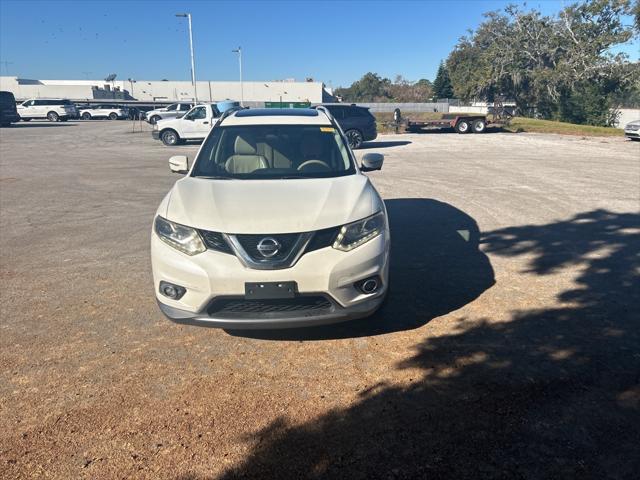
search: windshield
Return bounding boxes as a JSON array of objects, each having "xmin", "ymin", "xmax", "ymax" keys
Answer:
[{"xmin": 191, "ymin": 124, "xmax": 355, "ymax": 179}]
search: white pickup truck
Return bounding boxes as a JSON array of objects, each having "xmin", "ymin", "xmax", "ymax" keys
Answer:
[{"xmin": 152, "ymin": 102, "xmax": 243, "ymax": 146}]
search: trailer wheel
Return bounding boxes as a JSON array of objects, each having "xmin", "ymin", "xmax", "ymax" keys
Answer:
[
  {"xmin": 472, "ymin": 119, "xmax": 486, "ymax": 133},
  {"xmin": 455, "ymin": 120, "xmax": 470, "ymax": 134}
]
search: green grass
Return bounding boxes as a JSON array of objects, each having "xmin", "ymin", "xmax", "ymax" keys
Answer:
[{"xmin": 505, "ymin": 117, "xmax": 623, "ymax": 137}]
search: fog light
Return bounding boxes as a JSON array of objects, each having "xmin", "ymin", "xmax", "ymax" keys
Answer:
[
  {"xmin": 159, "ymin": 281, "xmax": 186, "ymax": 300},
  {"xmin": 355, "ymin": 276, "xmax": 381, "ymax": 295}
]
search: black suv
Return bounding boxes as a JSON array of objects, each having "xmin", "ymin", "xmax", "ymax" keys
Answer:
[
  {"xmin": 315, "ymin": 104, "xmax": 377, "ymax": 149},
  {"xmin": 0, "ymin": 91, "xmax": 20, "ymax": 127}
]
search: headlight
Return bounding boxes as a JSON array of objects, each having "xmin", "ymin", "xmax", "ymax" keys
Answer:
[
  {"xmin": 154, "ymin": 216, "xmax": 206, "ymax": 256},
  {"xmin": 333, "ymin": 211, "xmax": 385, "ymax": 251}
]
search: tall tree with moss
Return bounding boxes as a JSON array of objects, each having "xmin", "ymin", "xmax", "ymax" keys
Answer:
[{"xmin": 446, "ymin": 0, "xmax": 638, "ymax": 125}]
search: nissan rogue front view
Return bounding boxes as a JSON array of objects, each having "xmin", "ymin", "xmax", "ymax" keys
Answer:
[{"xmin": 151, "ymin": 107, "xmax": 389, "ymax": 329}]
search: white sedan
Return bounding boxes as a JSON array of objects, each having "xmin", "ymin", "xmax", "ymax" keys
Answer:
[
  {"xmin": 79, "ymin": 105, "xmax": 127, "ymax": 120},
  {"xmin": 624, "ymin": 120, "xmax": 640, "ymax": 141}
]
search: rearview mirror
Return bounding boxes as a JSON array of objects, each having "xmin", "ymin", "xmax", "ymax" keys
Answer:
[
  {"xmin": 176, "ymin": 112, "xmax": 185, "ymax": 119},
  {"xmin": 360, "ymin": 153, "xmax": 384, "ymax": 172},
  {"xmin": 169, "ymin": 155, "xmax": 189, "ymax": 174}
]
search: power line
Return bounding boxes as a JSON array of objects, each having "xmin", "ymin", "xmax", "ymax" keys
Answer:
[{"xmin": 1, "ymin": 61, "xmax": 14, "ymax": 75}]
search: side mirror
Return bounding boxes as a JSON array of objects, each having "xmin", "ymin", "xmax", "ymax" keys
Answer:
[
  {"xmin": 360, "ymin": 153, "xmax": 384, "ymax": 172},
  {"xmin": 169, "ymin": 155, "xmax": 189, "ymax": 174}
]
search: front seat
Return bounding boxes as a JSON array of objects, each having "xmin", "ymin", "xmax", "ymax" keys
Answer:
[{"xmin": 225, "ymin": 135, "xmax": 269, "ymax": 174}]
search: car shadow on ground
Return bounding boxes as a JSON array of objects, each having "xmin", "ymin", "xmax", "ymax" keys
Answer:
[
  {"xmin": 5, "ymin": 122, "xmax": 75, "ymax": 128},
  {"xmin": 185, "ymin": 209, "xmax": 640, "ymax": 480},
  {"xmin": 359, "ymin": 140, "xmax": 412, "ymax": 149},
  {"xmin": 227, "ymin": 198, "xmax": 495, "ymax": 340}
]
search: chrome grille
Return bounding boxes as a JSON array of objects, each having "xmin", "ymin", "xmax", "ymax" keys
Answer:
[{"xmin": 235, "ymin": 233, "xmax": 301, "ymax": 262}]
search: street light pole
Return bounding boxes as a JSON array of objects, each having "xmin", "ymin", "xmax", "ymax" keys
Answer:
[
  {"xmin": 232, "ymin": 47, "xmax": 243, "ymax": 106},
  {"xmin": 176, "ymin": 13, "xmax": 197, "ymax": 103}
]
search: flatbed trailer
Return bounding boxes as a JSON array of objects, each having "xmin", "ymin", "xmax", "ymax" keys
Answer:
[
  {"xmin": 407, "ymin": 113, "xmax": 489, "ymax": 133},
  {"xmin": 392, "ymin": 108, "xmax": 508, "ymax": 134}
]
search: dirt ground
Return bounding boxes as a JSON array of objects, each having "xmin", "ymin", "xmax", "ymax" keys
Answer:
[{"xmin": 1, "ymin": 121, "xmax": 639, "ymax": 479}]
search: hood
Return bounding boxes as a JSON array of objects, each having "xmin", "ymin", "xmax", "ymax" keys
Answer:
[{"xmin": 164, "ymin": 174, "xmax": 380, "ymax": 234}]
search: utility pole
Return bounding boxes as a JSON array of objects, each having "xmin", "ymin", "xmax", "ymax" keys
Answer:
[
  {"xmin": 176, "ymin": 13, "xmax": 198, "ymax": 103},
  {"xmin": 232, "ymin": 47, "xmax": 243, "ymax": 106}
]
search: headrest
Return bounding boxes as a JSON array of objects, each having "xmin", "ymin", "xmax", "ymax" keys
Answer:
[{"xmin": 234, "ymin": 135, "xmax": 257, "ymax": 155}]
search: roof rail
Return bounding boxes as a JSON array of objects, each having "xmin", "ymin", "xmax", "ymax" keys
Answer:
[
  {"xmin": 312, "ymin": 105, "xmax": 342, "ymax": 131},
  {"xmin": 213, "ymin": 105, "xmax": 247, "ymax": 128}
]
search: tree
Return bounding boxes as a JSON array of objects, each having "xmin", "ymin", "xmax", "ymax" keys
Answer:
[
  {"xmin": 432, "ymin": 61, "xmax": 454, "ymax": 99},
  {"xmin": 334, "ymin": 72, "xmax": 391, "ymax": 102},
  {"xmin": 445, "ymin": 0, "xmax": 639, "ymax": 125},
  {"xmin": 334, "ymin": 73, "xmax": 433, "ymax": 102}
]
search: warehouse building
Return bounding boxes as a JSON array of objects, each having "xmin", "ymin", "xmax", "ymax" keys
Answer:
[{"xmin": 0, "ymin": 76, "xmax": 334, "ymax": 104}]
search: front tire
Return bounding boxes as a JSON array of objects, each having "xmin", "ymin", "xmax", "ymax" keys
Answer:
[
  {"xmin": 82, "ymin": 112, "xmax": 92, "ymax": 120},
  {"xmin": 109, "ymin": 112, "xmax": 118, "ymax": 120},
  {"xmin": 345, "ymin": 129, "xmax": 363, "ymax": 149},
  {"xmin": 472, "ymin": 119, "xmax": 486, "ymax": 133},
  {"xmin": 21, "ymin": 117, "xmax": 31, "ymax": 122},
  {"xmin": 161, "ymin": 129, "xmax": 180, "ymax": 146},
  {"xmin": 150, "ymin": 115, "xmax": 161, "ymax": 125},
  {"xmin": 455, "ymin": 120, "xmax": 470, "ymax": 134},
  {"xmin": 47, "ymin": 111, "xmax": 59, "ymax": 122}
]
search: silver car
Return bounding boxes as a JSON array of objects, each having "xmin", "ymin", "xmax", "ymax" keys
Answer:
[
  {"xmin": 145, "ymin": 103, "xmax": 193, "ymax": 124},
  {"xmin": 624, "ymin": 120, "xmax": 640, "ymax": 141}
]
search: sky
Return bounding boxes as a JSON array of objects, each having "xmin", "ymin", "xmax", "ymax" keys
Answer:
[{"xmin": 0, "ymin": 0, "xmax": 638, "ymax": 87}]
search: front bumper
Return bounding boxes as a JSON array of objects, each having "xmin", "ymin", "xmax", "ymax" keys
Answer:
[
  {"xmin": 157, "ymin": 293, "xmax": 384, "ymax": 329},
  {"xmin": 152, "ymin": 130, "xmax": 160, "ymax": 140},
  {"xmin": 151, "ymin": 229, "xmax": 390, "ymax": 329},
  {"xmin": 624, "ymin": 129, "xmax": 639, "ymax": 139}
]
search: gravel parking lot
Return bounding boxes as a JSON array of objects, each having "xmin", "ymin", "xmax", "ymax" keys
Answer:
[{"xmin": 1, "ymin": 121, "xmax": 639, "ymax": 479}]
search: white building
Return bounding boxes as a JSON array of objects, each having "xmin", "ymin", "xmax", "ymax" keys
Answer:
[{"xmin": 0, "ymin": 76, "xmax": 332, "ymax": 103}]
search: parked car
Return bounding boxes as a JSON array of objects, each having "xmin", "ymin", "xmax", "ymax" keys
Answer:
[
  {"xmin": 79, "ymin": 104, "xmax": 127, "ymax": 120},
  {"xmin": 152, "ymin": 103, "xmax": 223, "ymax": 145},
  {"xmin": 0, "ymin": 91, "xmax": 20, "ymax": 127},
  {"xmin": 624, "ymin": 120, "xmax": 640, "ymax": 141},
  {"xmin": 151, "ymin": 107, "xmax": 389, "ymax": 329},
  {"xmin": 145, "ymin": 103, "xmax": 193, "ymax": 124},
  {"xmin": 313, "ymin": 104, "xmax": 377, "ymax": 149},
  {"xmin": 17, "ymin": 98, "xmax": 79, "ymax": 122}
]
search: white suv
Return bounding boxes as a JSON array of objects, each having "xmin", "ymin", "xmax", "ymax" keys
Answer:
[
  {"xmin": 151, "ymin": 108, "xmax": 389, "ymax": 329},
  {"xmin": 79, "ymin": 104, "xmax": 126, "ymax": 120},
  {"xmin": 17, "ymin": 98, "xmax": 78, "ymax": 122}
]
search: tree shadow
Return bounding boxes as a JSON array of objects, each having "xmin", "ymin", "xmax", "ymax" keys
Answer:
[
  {"xmin": 227, "ymin": 198, "xmax": 495, "ymax": 340},
  {"xmin": 206, "ymin": 209, "xmax": 640, "ymax": 479}
]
